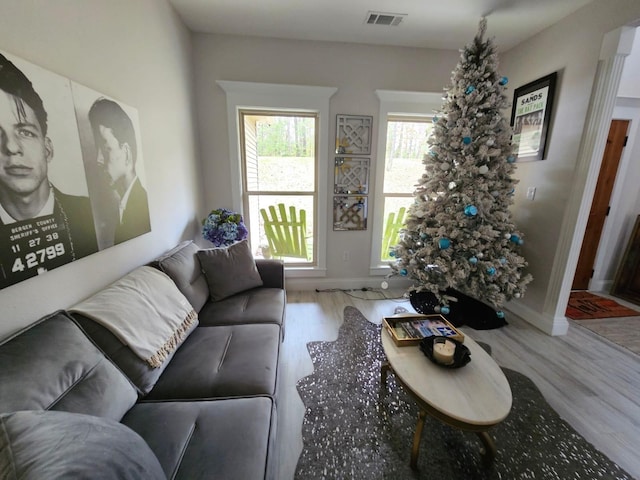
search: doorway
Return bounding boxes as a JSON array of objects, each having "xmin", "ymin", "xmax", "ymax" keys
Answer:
[{"xmin": 572, "ymin": 119, "xmax": 629, "ymax": 290}]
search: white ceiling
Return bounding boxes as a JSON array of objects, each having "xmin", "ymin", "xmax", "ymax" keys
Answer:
[{"xmin": 168, "ymin": 0, "xmax": 595, "ymax": 51}]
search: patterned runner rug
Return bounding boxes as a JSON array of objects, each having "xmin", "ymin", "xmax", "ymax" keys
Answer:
[
  {"xmin": 566, "ymin": 291, "xmax": 639, "ymax": 320},
  {"xmin": 295, "ymin": 306, "xmax": 633, "ymax": 480}
]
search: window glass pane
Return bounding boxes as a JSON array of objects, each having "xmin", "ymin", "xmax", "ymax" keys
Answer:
[
  {"xmin": 247, "ymin": 194, "xmax": 314, "ymax": 264},
  {"xmin": 383, "ymin": 119, "xmax": 431, "ymax": 194},
  {"xmin": 381, "ymin": 196, "xmax": 414, "ymax": 261},
  {"xmin": 244, "ymin": 114, "xmax": 315, "ymax": 192}
]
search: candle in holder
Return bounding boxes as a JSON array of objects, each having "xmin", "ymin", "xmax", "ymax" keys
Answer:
[{"xmin": 433, "ymin": 339, "xmax": 456, "ymax": 365}]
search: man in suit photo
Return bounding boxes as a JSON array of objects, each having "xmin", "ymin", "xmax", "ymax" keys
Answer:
[{"xmin": 88, "ymin": 97, "xmax": 150, "ymax": 245}]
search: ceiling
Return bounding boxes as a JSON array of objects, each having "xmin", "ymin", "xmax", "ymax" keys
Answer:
[{"xmin": 168, "ymin": 0, "xmax": 595, "ymax": 51}]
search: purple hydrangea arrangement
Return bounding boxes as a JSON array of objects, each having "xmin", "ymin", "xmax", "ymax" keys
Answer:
[{"xmin": 202, "ymin": 208, "xmax": 248, "ymax": 247}]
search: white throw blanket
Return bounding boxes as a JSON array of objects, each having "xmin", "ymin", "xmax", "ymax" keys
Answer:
[{"xmin": 71, "ymin": 266, "xmax": 198, "ymax": 368}]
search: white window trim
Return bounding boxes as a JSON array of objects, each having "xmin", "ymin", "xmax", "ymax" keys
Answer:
[
  {"xmin": 370, "ymin": 89, "xmax": 443, "ymax": 276},
  {"xmin": 217, "ymin": 81, "xmax": 337, "ymax": 277}
]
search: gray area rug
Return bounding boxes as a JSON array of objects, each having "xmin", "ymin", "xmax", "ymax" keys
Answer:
[{"xmin": 295, "ymin": 306, "xmax": 634, "ymax": 480}]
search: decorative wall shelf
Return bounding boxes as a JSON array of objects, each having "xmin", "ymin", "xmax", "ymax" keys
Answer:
[
  {"xmin": 333, "ymin": 195, "xmax": 367, "ymax": 231},
  {"xmin": 335, "ymin": 115, "xmax": 373, "ymax": 155},
  {"xmin": 334, "ymin": 157, "xmax": 369, "ymax": 194}
]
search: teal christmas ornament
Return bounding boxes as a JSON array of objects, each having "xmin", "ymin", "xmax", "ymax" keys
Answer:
[
  {"xmin": 507, "ymin": 156, "xmax": 516, "ymax": 163},
  {"xmin": 510, "ymin": 234, "xmax": 520, "ymax": 243},
  {"xmin": 440, "ymin": 306, "xmax": 450, "ymax": 315},
  {"xmin": 469, "ymin": 256, "xmax": 478, "ymax": 264},
  {"xmin": 433, "ymin": 116, "xmax": 439, "ymax": 123},
  {"xmin": 465, "ymin": 85, "xmax": 475, "ymax": 94},
  {"xmin": 499, "ymin": 76, "xmax": 508, "ymax": 86},
  {"xmin": 487, "ymin": 266, "xmax": 496, "ymax": 276},
  {"xmin": 464, "ymin": 205, "xmax": 478, "ymax": 216},
  {"xmin": 463, "ymin": 136, "xmax": 472, "ymax": 145},
  {"xmin": 438, "ymin": 238, "xmax": 451, "ymax": 249},
  {"xmin": 500, "ymin": 257, "xmax": 507, "ymax": 264},
  {"xmin": 389, "ymin": 250, "xmax": 396, "ymax": 258},
  {"xmin": 420, "ymin": 233, "xmax": 428, "ymax": 239},
  {"xmin": 400, "ymin": 268, "xmax": 408, "ymax": 276},
  {"xmin": 496, "ymin": 310, "xmax": 505, "ymax": 318}
]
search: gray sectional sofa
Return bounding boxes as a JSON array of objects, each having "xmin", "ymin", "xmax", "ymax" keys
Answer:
[{"xmin": 0, "ymin": 240, "xmax": 286, "ymax": 480}]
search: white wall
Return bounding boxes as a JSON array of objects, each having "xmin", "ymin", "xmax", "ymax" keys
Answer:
[
  {"xmin": 499, "ymin": 0, "xmax": 640, "ymax": 330},
  {"xmin": 618, "ymin": 28, "xmax": 640, "ymax": 98},
  {"xmin": 0, "ymin": 0, "xmax": 202, "ymax": 338},
  {"xmin": 192, "ymin": 34, "xmax": 461, "ymax": 286}
]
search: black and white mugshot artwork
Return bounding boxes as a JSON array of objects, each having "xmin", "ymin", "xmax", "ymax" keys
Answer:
[{"xmin": 0, "ymin": 50, "xmax": 98, "ymax": 288}]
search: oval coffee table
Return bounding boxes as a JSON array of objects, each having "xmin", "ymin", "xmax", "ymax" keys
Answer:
[{"xmin": 381, "ymin": 327, "xmax": 512, "ymax": 469}]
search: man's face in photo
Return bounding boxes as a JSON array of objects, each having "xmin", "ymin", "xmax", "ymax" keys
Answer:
[
  {"xmin": 96, "ymin": 125, "xmax": 128, "ymax": 188},
  {"xmin": 0, "ymin": 91, "xmax": 52, "ymax": 197}
]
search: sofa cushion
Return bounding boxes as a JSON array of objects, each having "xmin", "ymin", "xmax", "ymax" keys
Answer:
[
  {"xmin": 145, "ymin": 323, "xmax": 280, "ymax": 400},
  {"xmin": 155, "ymin": 240, "xmax": 209, "ymax": 311},
  {"xmin": 0, "ymin": 311, "xmax": 137, "ymax": 421},
  {"xmin": 198, "ymin": 288, "xmax": 286, "ymax": 329},
  {"xmin": 0, "ymin": 410, "xmax": 165, "ymax": 480},
  {"xmin": 122, "ymin": 398, "xmax": 276, "ymax": 480},
  {"xmin": 197, "ymin": 240, "xmax": 263, "ymax": 301},
  {"xmin": 72, "ymin": 312, "xmax": 195, "ymax": 397}
]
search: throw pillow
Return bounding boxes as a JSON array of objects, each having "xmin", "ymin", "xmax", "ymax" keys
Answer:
[
  {"xmin": 197, "ymin": 240, "xmax": 263, "ymax": 301},
  {"xmin": 0, "ymin": 410, "xmax": 165, "ymax": 480}
]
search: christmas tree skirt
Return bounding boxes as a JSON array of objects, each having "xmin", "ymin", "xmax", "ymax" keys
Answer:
[{"xmin": 410, "ymin": 289, "xmax": 507, "ymax": 330}]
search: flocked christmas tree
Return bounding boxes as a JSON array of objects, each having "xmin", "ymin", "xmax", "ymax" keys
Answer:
[{"xmin": 391, "ymin": 18, "xmax": 532, "ymax": 317}]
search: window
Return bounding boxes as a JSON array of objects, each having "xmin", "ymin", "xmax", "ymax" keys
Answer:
[
  {"xmin": 240, "ymin": 111, "xmax": 317, "ymax": 265},
  {"xmin": 380, "ymin": 116, "xmax": 432, "ymax": 261},
  {"xmin": 370, "ymin": 90, "xmax": 442, "ymax": 274},
  {"xmin": 217, "ymin": 81, "xmax": 336, "ymax": 276}
]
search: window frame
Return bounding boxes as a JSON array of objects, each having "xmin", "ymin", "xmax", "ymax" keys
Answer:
[
  {"xmin": 370, "ymin": 90, "xmax": 443, "ymax": 275},
  {"xmin": 217, "ymin": 81, "xmax": 337, "ymax": 277},
  {"xmin": 239, "ymin": 109, "xmax": 319, "ymax": 266}
]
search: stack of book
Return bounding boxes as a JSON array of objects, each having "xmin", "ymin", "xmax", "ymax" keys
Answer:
[{"xmin": 383, "ymin": 314, "xmax": 465, "ymax": 346}]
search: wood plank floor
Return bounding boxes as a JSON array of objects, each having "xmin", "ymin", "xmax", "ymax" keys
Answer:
[{"xmin": 276, "ymin": 289, "xmax": 640, "ymax": 480}]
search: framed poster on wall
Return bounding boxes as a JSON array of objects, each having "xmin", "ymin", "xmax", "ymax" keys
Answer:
[
  {"xmin": 510, "ymin": 72, "xmax": 557, "ymax": 162},
  {"xmin": 0, "ymin": 49, "xmax": 150, "ymax": 290}
]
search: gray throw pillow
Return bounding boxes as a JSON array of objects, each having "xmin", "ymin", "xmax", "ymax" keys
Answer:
[
  {"xmin": 197, "ymin": 240, "xmax": 263, "ymax": 301},
  {"xmin": 0, "ymin": 410, "xmax": 165, "ymax": 480}
]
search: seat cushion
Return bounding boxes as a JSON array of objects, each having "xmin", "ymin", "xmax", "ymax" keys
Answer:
[
  {"xmin": 72, "ymin": 312, "xmax": 196, "ymax": 397},
  {"xmin": 0, "ymin": 311, "xmax": 137, "ymax": 421},
  {"xmin": 197, "ymin": 240, "xmax": 263, "ymax": 301},
  {"xmin": 154, "ymin": 240, "xmax": 209, "ymax": 311},
  {"xmin": 145, "ymin": 323, "xmax": 280, "ymax": 400},
  {"xmin": 198, "ymin": 288, "xmax": 285, "ymax": 328},
  {"xmin": 0, "ymin": 410, "xmax": 165, "ymax": 480},
  {"xmin": 122, "ymin": 397, "xmax": 276, "ymax": 480}
]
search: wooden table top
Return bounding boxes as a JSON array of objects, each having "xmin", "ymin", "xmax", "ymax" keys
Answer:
[{"xmin": 381, "ymin": 328, "xmax": 512, "ymax": 427}]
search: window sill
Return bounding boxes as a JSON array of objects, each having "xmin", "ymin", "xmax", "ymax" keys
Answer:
[{"xmin": 285, "ymin": 267, "xmax": 327, "ymax": 278}]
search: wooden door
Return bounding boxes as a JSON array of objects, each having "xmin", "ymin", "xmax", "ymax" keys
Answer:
[{"xmin": 572, "ymin": 119, "xmax": 629, "ymax": 290}]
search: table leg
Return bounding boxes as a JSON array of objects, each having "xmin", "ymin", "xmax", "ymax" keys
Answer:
[
  {"xmin": 381, "ymin": 361, "xmax": 390, "ymax": 385},
  {"xmin": 477, "ymin": 431, "xmax": 496, "ymax": 464},
  {"xmin": 410, "ymin": 410, "xmax": 427, "ymax": 470}
]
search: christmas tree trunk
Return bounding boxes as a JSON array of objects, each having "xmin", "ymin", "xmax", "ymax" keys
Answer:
[{"xmin": 391, "ymin": 18, "xmax": 532, "ymax": 328}]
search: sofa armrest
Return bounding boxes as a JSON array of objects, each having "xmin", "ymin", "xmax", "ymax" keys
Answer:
[{"xmin": 255, "ymin": 259, "xmax": 284, "ymax": 289}]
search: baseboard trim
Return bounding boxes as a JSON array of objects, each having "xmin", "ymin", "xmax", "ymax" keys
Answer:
[
  {"xmin": 285, "ymin": 276, "xmax": 412, "ymax": 291},
  {"xmin": 506, "ymin": 300, "xmax": 569, "ymax": 336}
]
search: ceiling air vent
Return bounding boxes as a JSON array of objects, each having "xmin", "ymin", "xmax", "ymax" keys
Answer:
[{"xmin": 365, "ymin": 11, "xmax": 406, "ymax": 26}]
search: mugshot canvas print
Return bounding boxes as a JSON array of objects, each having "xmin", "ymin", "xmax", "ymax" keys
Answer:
[
  {"xmin": 0, "ymin": 49, "xmax": 150, "ymax": 289},
  {"xmin": 72, "ymin": 82, "xmax": 150, "ymax": 250}
]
